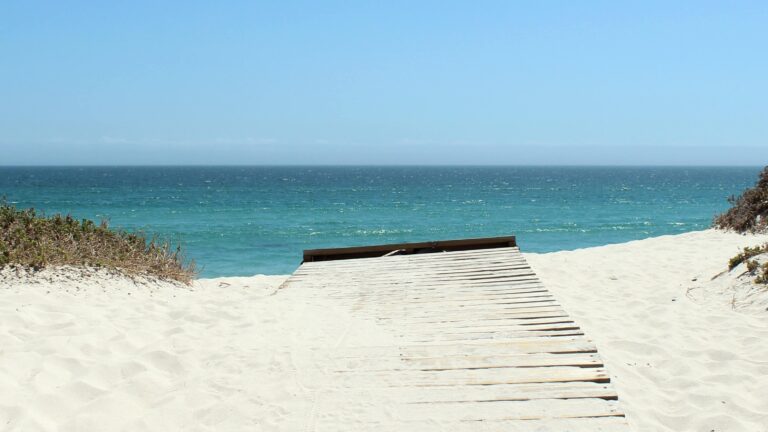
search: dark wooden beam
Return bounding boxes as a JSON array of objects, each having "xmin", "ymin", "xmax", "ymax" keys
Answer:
[{"xmin": 303, "ymin": 235, "xmax": 517, "ymax": 263}]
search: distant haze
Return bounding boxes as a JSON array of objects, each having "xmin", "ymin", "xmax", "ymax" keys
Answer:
[{"xmin": 1, "ymin": 2, "xmax": 766, "ymax": 166}]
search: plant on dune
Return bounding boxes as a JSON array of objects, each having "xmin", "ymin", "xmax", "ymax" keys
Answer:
[
  {"xmin": 727, "ymin": 244, "xmax": 768, "ymax": 285},
  {"xmin": 714, "ymin": 166, "xmax": 768, "ymax": 233},
  {"xmin": 756, "ymin": 264, "xmax": 768, "ymax": 284},
  {"xmin": 746, "ymin": 259, "xmax": 759, "ymax": 273},
  {"xmin": 727, "ymin": 245, "xmax": 767, "ymax": 270},
  {"xmin": 0, "ymin": 200, "xmax": 196, "ymax": 283}
]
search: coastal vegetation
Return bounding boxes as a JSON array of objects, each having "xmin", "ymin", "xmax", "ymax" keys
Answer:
[
  {"xmin": 727, "ymin": 244, "xmax": 768, "ymax": 284},
  {"xmin": 714, "ymin": 166, "xmax": 768, "ymax": 233},
  {"xmin": 728, "ymin": 244, "xmax": 767, "ymax": 270},
  {"xmin": 0, "ymin": 201, "xmax": 195, "ymax": 283},
  {"xmin": 716, "ymin": 166, "xmax": 768, "ymax": 284}
]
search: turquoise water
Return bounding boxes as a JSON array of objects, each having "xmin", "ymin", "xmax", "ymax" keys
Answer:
[{"xmin": 0, "ymin": 166, "xmax": 758, "ymax": 277}]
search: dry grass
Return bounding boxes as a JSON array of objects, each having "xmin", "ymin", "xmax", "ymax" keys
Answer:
[
  {"xmin": 0, "ymin": 201, "xmax": 196, "ymax": 283},
  {"xmin": 714, "ymin": 166, "xmax": 768, "ymax": 233}
]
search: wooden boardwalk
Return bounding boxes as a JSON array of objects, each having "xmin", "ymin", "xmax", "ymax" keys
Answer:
[{"xmin": 282, "ymin": 245, "xmax": 628, "ymax": 431}]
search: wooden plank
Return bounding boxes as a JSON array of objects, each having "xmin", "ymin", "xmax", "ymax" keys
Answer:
[
  {"xmin": 400, "ymin": 330, "xmax": 585, "ymax": 344},
  {"xmin": 313, "ymin": 398, "xmax": 622, "ymax": 422},
  {"xmin": 406, "ymin": 322, "xmax": 581, "ymax": 335},
  {"xmin": 375, "ymin": 308, "xmax": 570, "ymax": 323},
  {"xmin": 314, "ymin": 416, "xmax": 629, "ymax": 432},
  {"xmin": 294, "ymin": 259, "xmax": 531, "ymax": 274},
  {"xmin": 288, "ymin": 270, "xmax": 539, "ymax": 285},
  {"xmin": 299, "ymin": 251, "xmax": 525, "ymax": 270},
  {"xmin": 287, "ymin": 279, "xmax": 547, "ymax": 293},
  {"xmin": 327, "ymin": 337, "xmax": 598, "ymax": 358},
  {"xmin": 316, "ymin": 381, "xmax": 616, "ymax": 403},
  {"xmin": 416, "ymin": 316, "xmax": 577, "ymax": 328},
  {"xmin": 296, "ymin": 263, "xmax": 530, "ymax": 274},
  {"xmin": 322, "ymin": 289, "xmax": 551, "ymax": 302},
  {"xmin": 301, "ymin": 257, "xmax": 521, "ymax": 270},
  {"xmin": 418, "ymin": 317, "xmax": 578, "ymax": 333},
  {"xmin": 301, "ymin": 257, "xmax": 523, "ymax": 271},
  {"xmin": 303, "ymin": 235, "xmax": 516, "ymax": 262},
  {"xmin": 303, "ymin": 243, "xmax": 520, "ymax": 259},
  {"xmin": 383, "ymin": 305, "xmax": 566, "ymax": 316},
  {"xmin": 372, "ymin": 303, "xmax": 565, "ymax": 319},
  {"xmin": 333, "ymin": 352, "xmax": 602, "ymax": 372},
  {"xmin": 323, "ymin": 296, "xmax": 557, "ymax": 310},
  {"xmin": 287, "ymin": 274, "xmax": 542, "ymax": 286},
  {"xmin": 281, "ymin": 242, "xmax": 626, "ymax": 430}
]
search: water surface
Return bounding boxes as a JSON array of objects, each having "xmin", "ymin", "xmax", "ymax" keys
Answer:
[{"xmin": 0, "ymin": 166, "xmax": 757, "ymax": 276}]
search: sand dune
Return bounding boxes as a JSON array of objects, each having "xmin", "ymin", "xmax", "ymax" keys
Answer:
[
  {"xmin": 2, "ymin": 229, "xmax": 768, "ymax": 431},
  {"xmin": 526, "ymin": 229, "xmax": 768, "ymax": 431}
]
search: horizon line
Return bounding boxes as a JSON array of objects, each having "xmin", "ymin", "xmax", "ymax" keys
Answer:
[{"xmin": 0, "ymin": 164, "xmax": 764, "ymax": 168}]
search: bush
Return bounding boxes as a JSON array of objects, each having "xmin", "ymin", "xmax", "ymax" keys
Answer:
[
  {"xmin": 727, "ymin": 243, "xmax": 768, "ymax": 285},
  {"xmin": 746, "ymin": 259, "xmax": 759, "ymax": 273},
  {"xmin": 714, "ymin": 166, "xmax": 768, "ymax": 233},
  {"xmin": 0, "ymin": 201, "xmax": 195, "ymax": 283},
  {"xmin": 728, "ymin": 245, "xmax": 767, "ymax": 270},
  {"xmin": 756, "ymin": 264, "xmax": 768, "ymax": 284}
]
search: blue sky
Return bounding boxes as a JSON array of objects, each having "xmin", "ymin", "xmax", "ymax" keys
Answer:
[{"xmin": 1, "ymin": 1, "xmax": 766, "ymax": 165}]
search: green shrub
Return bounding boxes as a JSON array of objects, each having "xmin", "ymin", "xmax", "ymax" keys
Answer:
[
  {"xmin": 0, "ymin": 200, "xmax": 195, "ymax": 283},
  {"xmin": 714, "ymin": 166, "xmax": 768, "ymax": 233},
  {"xmin": 727, "ymin": 244, "xmax": 768, "ymax": 285},
  {"xmin": 756, "ymin": 263, "xmax": 768, "ymax": 284},
  {"xmin": 746, "ymin": 260, "xmax": 759, "ymax": 273},
  {"xmin": 728, "ymin": 245, "xmax": 767, "ymax": 270}
]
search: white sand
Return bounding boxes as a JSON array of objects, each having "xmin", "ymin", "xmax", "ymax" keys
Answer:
[
  {"xmin": 2, "ymin": 229, "xmax": 768, "ymax": 431},
  {"xmin": 526, "ymin": 229, "xmax": 768, "ymax": 431},
  {"xmin": 0, "ymin": 267, "xmax": 398, "ymax": 431}
]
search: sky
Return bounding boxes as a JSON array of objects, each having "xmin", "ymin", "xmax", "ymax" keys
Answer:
[{"xmin": 1, "ymin": 1, "xmax": 766, "ymax": 165}]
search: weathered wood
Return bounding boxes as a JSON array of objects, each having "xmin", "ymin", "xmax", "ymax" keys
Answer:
[
  {"xmin": 314, "ymin": 417, "xmax": 629, "ymax": 432},
  {"xmin": 314, "ymin": 398, "xmax": 623, "ymax": 421},
  {"xmin": 322, "ymin": 289, "xmax": 552, "ymax": 302},
  {"xmin": 295, "ymin": 259, "xmax": 532, "ymax": 273},
  {"xmin": 303, "ymin": 235, "xmax": 517, "ymax": 262},
  {"xmin": 400, "ymin": 330, "xmax": 586, "ymax": 344},
  {"xmin": 282, "ymin": 243, "xmax": 626, "ymax": 430},
  {"xmin": 355, "ymin": 294, "xmax": 557, "ymax": 306},
  {"xmin": 317, "ymin": 381, "xmax": 617, "ymax": 403},
  {"xmin": 333, "ymin": 352, "xmax": 603, "ymax": 371},
  {"xmin": 327, "ymin": 337, "xmax": 599, "ymax": 358},
  {"xmin": 405, "ymin": 321, "xmax": 581, "ymax": 335},
  {"xmin": 288, "ymin": 271, "xmax": 540, "ymax": 286},
  {"xmin": 326, "ymin": 297, "xmax": 559, "ymax": 311},
  {"xmin": 417, "ymin": 316, "xmax": 576, "ymax": 328},
  {"xmin": 375, "ymin": 306, "xmax": 569, "ymax": 322},
  {"xmin": 292, "ymin": 280, "xmax": 547, "ymax": 293}
]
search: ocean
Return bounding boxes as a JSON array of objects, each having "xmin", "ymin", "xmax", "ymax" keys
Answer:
[{"xmin": 0, "ymin": 166, "xmax": 758, "ymax": 277}]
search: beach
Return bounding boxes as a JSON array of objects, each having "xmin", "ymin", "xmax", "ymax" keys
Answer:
[
  {"xmin": 5, "ymin": 0, "xmax": 766, "ymax": 429},
  {"xmin": 2, "ymin": 229, "xmax": 768, "ymax": 431}
]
